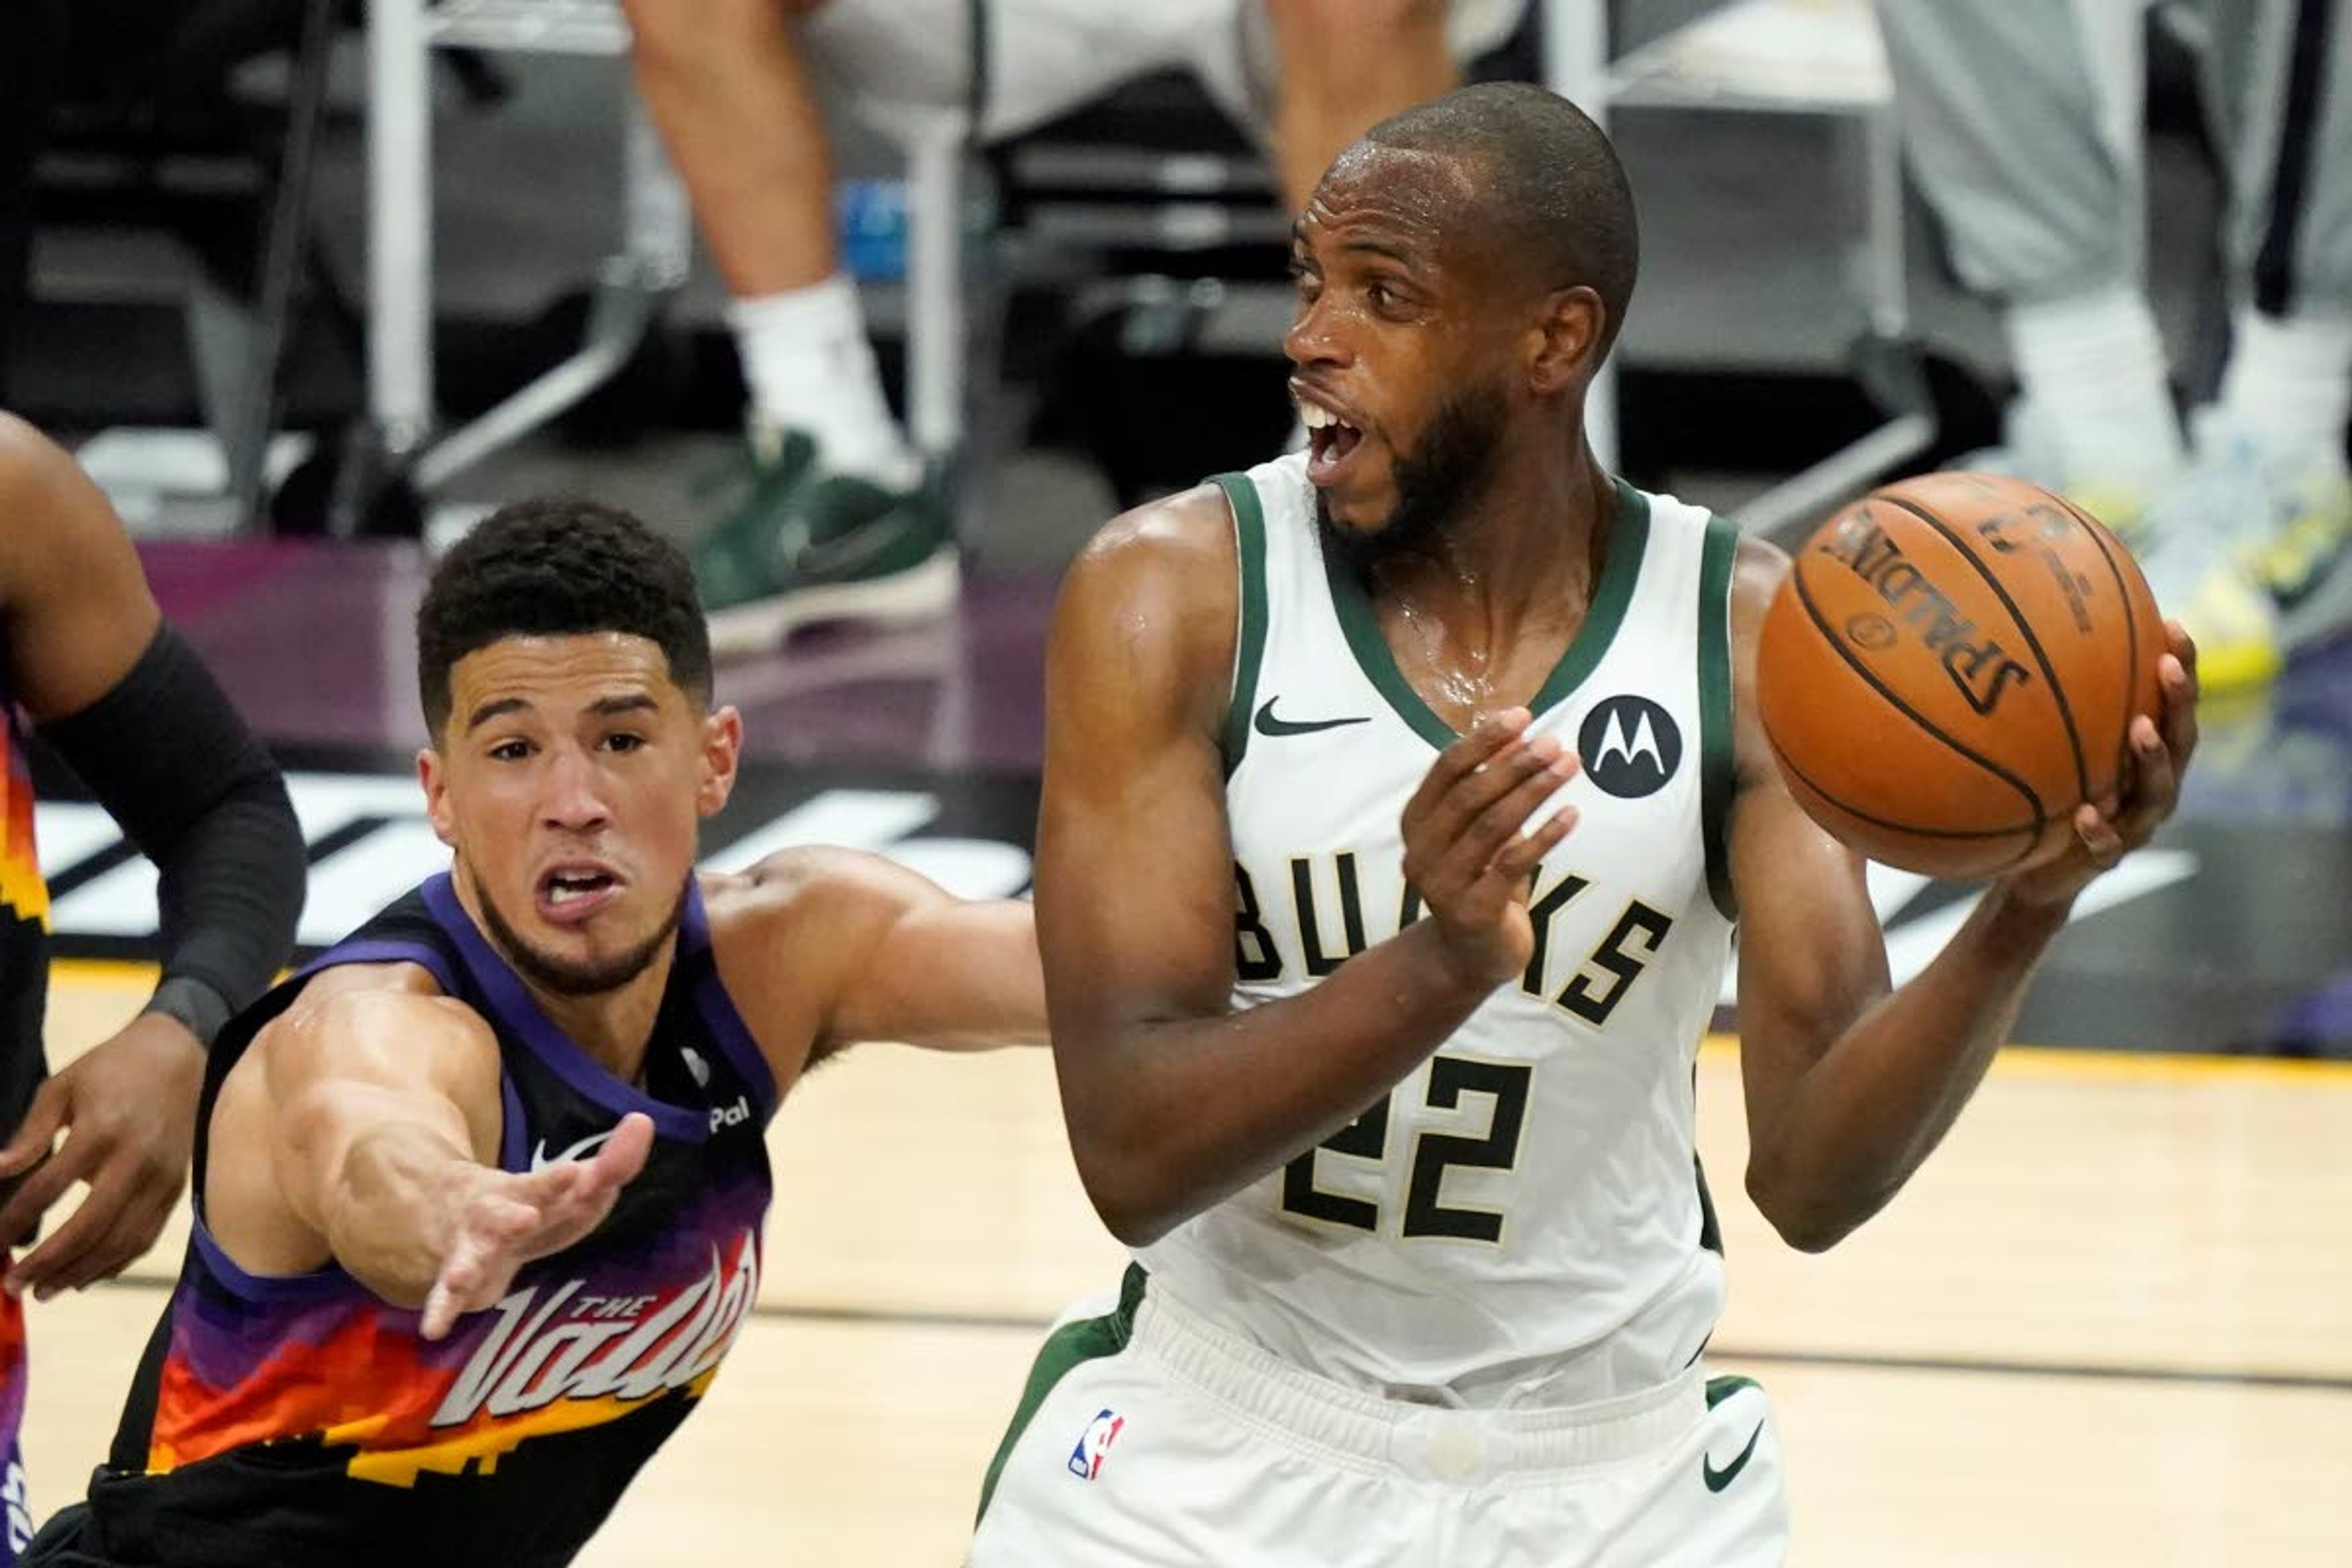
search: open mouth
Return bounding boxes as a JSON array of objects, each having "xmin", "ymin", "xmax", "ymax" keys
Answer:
[
  {"xmin": 536, "ymin": 865, "xmax": 622, "ymax": 924},
  {"xmin": 1298, "ymin": 398, "xmax": 1366, "ymax": 486}
]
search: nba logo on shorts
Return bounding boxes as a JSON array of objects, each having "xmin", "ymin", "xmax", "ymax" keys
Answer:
[{"xmin": 1066, "ymin": 1408, "xmax": 1125, "ymax": 1480}]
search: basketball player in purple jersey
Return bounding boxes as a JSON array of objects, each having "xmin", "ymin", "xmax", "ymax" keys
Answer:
[
  {"xmin": 26, "ymin": 498, "xmax": 1044, "ymax": 1566},
  {"xmin": 0, "ymin": 413, "xmax": 304, "ymax": 1561}
]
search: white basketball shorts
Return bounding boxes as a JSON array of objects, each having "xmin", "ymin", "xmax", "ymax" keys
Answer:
[
  {"xmin": 805, "ymin": 0, "xmax": 1530, "ymax": 145},
  {"xmin": 968, "ymin": 1268, "xmax": 1790, "ymax": 1567}
]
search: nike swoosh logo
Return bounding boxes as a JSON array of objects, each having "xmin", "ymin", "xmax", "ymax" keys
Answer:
[
  {"xmin": 1253, "ymin": 698, "xmax": 1371, "ymax": 737},
  {"xmin": 1702, "ymin": 1420, "xmax": 1764, "ymax": 1493},
  {"xmin": 529, "ymin": 1128, "xmax": 617, "ymax": 1174}
]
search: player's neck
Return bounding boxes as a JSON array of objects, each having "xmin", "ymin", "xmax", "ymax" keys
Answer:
[
  {"xmin": 1369, "ymin": 432, "xmax": 1613, "ymax": 635},
  {"xmin": 526, "ymin": 959, "xmax": 673, "ymax": 1085}
]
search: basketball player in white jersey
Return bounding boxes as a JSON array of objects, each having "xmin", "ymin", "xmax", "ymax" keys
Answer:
[{"xmin": 967, "ymin": 84, "xmax": 2201, "ymax": 1565}]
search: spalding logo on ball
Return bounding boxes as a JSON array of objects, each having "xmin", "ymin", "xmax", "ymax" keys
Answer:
[{"xmin": 1756, "ymin": 472, "xmax": 2164, "ymax": 880}]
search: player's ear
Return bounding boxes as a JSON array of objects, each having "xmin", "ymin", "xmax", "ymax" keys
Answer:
[
  {"xmin": 1528, "ymin": 285, "xmax": 1603, "ymax": 395},
  {"xmin": 418, "ymin": 747, "xmax": 458, "ymax": 849},
  {"xmin": 696, "ymin": 706, "xmax": 743, "ymax": 818}
]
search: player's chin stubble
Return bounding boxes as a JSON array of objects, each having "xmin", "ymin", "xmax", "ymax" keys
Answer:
[
  {"xmin": 475, "ymin": 878, "xmax": 688, "ymax": 997},
  {"xmin": 1316, "ymin": 376, "xmax": 1509, "ymax": 576}
]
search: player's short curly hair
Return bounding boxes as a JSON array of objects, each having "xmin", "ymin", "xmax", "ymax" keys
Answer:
[{"xmin": 415, "ymin": 496, "xmax": 712, "ymax": 739}]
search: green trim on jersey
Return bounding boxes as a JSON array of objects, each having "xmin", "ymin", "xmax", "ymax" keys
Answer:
[
  {"xmin": 1215, "ymin": 473, "xmax": 1273, "ymax": 778},
  {"xmin": 1321, "ymin": 478, "xmax": 1653, "ymax": 750},
  {"xmin": 1695, "ymin": 1152, "xmax": 1724, "ymax": 1256},
  {"xmin": 1698, "ymin": 513, "xmax": 1741, "ymax": 921},
  {"xmin": 1706, "ymin": 1373, "xmax": 1761, "ymax": 1409},
  {"xmin": 974, "ymin": 1264, "xmax": 1146, "ymax": 1524}
]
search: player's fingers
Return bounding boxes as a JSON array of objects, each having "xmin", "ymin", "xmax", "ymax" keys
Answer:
[
  {"xmin": 424, "ymin": 1227, "xmax": 505, "ymax": 1341},
  {"xmin": 2114, "ymin": 717, "xmax": 2177, "ymax": 842},
  {"xmin": 2156, "ymin": 650, "xmax": 2199, "ymax": 766},
  {"xmin": 480, "ymin": 1189, "xmax": 549, "ymax": 1245},
  {"xmin": 2163, "ymin": 617, "xmax": 2198, "ymax": 688},
  {"xmin": 0, "ymin": 1136, "xmax": 101, "ymax": 1266},
  {"xmin": 1488, "ymin": 807, "xmax": 1580, "ymax": 888},
  {"xmin": 505, "ymin": 1159, "xmax": 595, "ymax": 1216},
  {"xmin": 1414, "ymin": 733, "xmax": 1561, "ymax": 853},
  {"xmin": 1405, "ymin": 742, "xmax": 1558, "ymax": 892},
  {"xmin": 2071, "ymin": 803, "xmax": 2125, "ymax": 869},
  {"xmin": 66, "ymin": 1185, "xmax": 179, "ymax": 1291},
  {"xmin": 1447, "ymin": 753, "xmax": 1580, "ymax": 878},
  {"xmin": 21, "ymin": 1175, "xmax": 167, "ymax": 1295},
  {"xmin": 1403, "ymin": 708, "xmax": 1532, "ymax": 826},
  {"xmin": 587, "ymin": 1114, "xmax": 655, "ymax": 1190},
  {"xmin": 7, "ymin": 1170, "xmax": 129, "ymax": 1298},
  {"xmin": 0, "ymin": 1081, "xmax": 69, "ymax": 1179},
  {"xmin": 421, "ymin": 1278, "xmax": 461, "ymax": 1342}
]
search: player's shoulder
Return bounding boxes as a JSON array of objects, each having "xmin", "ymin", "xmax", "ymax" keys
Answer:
[
  {"xmin": 0, "ymin": 410, "xmax": 68, "ymax": 484},
  {"xmin": 699, "ymin": 850, "xmax": 933, "ymax": 948},
  {"xmin": 1722, "ymin": 530, "xmax": 1791, "ymax": 642},
  {"xmin": 0, "ymin": 411, "xmax": 98, "ymax": 527},
  {"xmin": 276, "ymin": 959, "xmax": 467, "ymax": 1029},
  {"xmin": 700, "ymin": 848, "xmax": 862, "ymax": 916},
  {"xmin": 0, "ymin": 411, "xmax": 146, "ymax": 601},
  {"xmin": 1055, "ymin": 478, "xmax": 1245, "ymax": 688},
  {"xmin": 1070, "ymin": 478, "xmax": 1240, "ymax": 590},
  {"xmin": 254, "ymin": 960, "xmax": 496, "ymax": 1080}
]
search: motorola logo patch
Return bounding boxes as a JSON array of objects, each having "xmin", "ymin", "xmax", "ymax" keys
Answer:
[{"xmin": 1578, "ymin": 695, "xmax": 1682, "ymax": 799}]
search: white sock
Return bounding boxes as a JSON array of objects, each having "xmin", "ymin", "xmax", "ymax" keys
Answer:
[
  {"xmin": 2005, "ymin": 285, "xmax": 2186, "ymax": 495},
  {"xmin": 730, "ymin": 273, "xmax": 918, "ymax": 486},
  {"xmin": 2212, "ymin": 306, "xmax": 2352, "ymax": 473}
]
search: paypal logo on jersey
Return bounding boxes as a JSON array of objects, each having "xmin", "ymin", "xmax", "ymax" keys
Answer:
[
  {"xmin": 1067, "ymin": 1408, "xmax": 1125, "ymax": 1480},
  {"xmin": 1578, "ymin": 695, "xmax": 1683, "ymax": 799}
]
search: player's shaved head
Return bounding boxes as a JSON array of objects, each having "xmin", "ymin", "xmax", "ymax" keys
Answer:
[{"xmin": 1363, "ymin": 81, "xmax": 1640, "ymax": 361}]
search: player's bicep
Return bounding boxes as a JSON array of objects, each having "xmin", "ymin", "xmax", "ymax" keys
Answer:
[
  {"xmin": 0, "ymin": 416, "xmax": 162, "ymax": 722},
  {"xmin": 257, "ymin": 987, "xmax": 501, "ymax": 1228},
  {"xmin": 822, "ymin": 861, "xmax": 1045, "ymax": 1050},
  {"xmin": 1728, "ymin": 777, "xmax": 1887, "ymax": 1076},
  {"xmin": 1035, "ymin": 500, "xmax": 1242, "ymax": 1054}
]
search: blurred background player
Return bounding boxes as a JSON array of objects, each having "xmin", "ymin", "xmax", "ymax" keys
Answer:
[
  {"xmin": 0, "ymin": 411, "xmax": 303, "ymax": 1561},
  {"xmin": 1878, "ymin": 0, "xmax": 2352, "ymax": 691},
  {"xmin": 616, "ymin": 0, "xmax": 1528, "ymax": 650}
]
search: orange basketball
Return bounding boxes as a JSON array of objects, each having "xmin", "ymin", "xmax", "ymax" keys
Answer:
[{"xmin": 1756, "ymin": 472, "xmax": 2166, "ymax": 879}]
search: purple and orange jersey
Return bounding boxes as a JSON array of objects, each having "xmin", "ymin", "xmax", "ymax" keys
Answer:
[{"xmin": 74, "ymin": 875, "xmax": 778, "ymax": 1567}]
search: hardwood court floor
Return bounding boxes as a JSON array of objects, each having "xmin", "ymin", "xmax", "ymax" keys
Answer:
[{"xmin": 28, "ymin": 962, "xmax": 2352, "ymax": 1565}]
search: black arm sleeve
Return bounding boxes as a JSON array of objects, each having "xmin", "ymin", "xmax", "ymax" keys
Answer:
[{"xmin": 38, "ymin": 624, "xmax": 305, "ymax": 1042}]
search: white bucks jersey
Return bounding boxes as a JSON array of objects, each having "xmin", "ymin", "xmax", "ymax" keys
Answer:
[{"xmin": 1138, "ymin": 453, "xmax": 1741, "ymax": 1409}]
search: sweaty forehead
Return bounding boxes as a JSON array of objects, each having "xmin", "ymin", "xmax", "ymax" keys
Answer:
[{"xmin": 1300, "ymin": 143, "xmax": 1485, "ymax": 259}]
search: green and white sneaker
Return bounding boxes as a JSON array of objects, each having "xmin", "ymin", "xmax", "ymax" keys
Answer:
[{"xmin": 692, "ymin": 428, "xmax": 961, "ymax": 658}]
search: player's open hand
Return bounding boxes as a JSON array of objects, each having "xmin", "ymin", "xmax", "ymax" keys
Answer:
[
  {"xmin": 1400, "ymin": 707, "xmax": 1581, "ymax": 991},
  {"xmin": 0, "ymin": 1011, "xmax": 205, "ymax": 1298},
  {"xmin": 421, "ymin": 1112, "xmax": 657, "ymax": 1341},
  {"xmin": 1999, "ymin": 620, "xmax": 2199, "ymax": 910}
]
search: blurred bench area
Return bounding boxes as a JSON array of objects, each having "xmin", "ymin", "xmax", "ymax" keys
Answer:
[{"xmin": 0, "ymin": 0, "xmax": 2228, "ymax": 549}]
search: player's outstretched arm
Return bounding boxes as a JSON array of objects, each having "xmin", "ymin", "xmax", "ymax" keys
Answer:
[
  {"xmin": 732, "ymin": 846, "xmax": 1047, "ymax": 1057},
  {"xmin": 1726, "ymin": 542, "xmax": 2199, "ymax": 1251},
  {"xmin": 1039, "ymin": 492, "xmax": 1578, "ymax": 1248},
  {"xmin": 225, "ymin": 974, "xmax": 650, "ymax": 1337}
]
